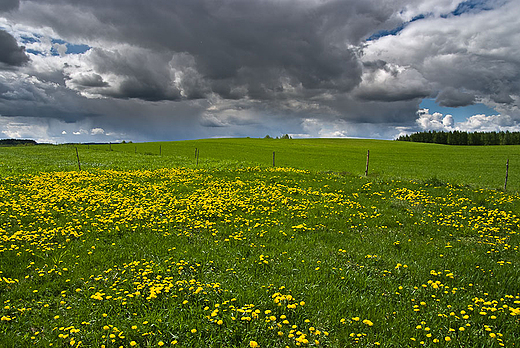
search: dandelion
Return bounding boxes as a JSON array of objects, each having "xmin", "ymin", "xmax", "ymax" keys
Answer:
[{"xmin": 249, "ymin": 341, "xmax": 259, "ymax": 348}]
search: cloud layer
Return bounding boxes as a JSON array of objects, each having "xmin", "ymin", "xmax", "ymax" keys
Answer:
[
  {"xmin": 0, "ymin": 0, "xmax": 519, "ymax": 142},
  {"xmin": 0, "ymin": 29, "xmax": 29, "ymax": 67}
]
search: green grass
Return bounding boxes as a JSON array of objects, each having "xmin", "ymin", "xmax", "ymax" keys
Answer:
[
  {"xmin": 100, "ymin": 138, "xmax": 518, "ymax": 191},
  {"xmin": 0, "ymin": 141, "xmax": 519, "ymax": 347},
  {"xmin": 2, "ymin": 139, "xmax": 518, "ymax": 191}
]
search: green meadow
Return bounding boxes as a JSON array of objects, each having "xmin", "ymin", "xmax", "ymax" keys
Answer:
[
  {"xmin": 104, "ymin": 138, "xmax": 517, "ymax": 191},
  {"xmin": 0, "ymin": 139, "xmax": 519, "ymax": 347}
]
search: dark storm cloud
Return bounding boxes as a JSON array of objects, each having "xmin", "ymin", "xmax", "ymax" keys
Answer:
[
  {"xmin": 0, "ymin": 0, "xmax": 19, "ymax": 12},
  {"xmin": 69, "ymin": 73, "xmax": 109, "ymax": 88},
  {"xmin": 354, "ymin": 61, "xmax": 432, "ymax": 102},
  {"xmin": 492, "ymin": 91, "xmax": 514, "ymax": 104},
  {"xmin": 435, "ymin": 87, "xmax": 475, "ymax": 107},
  {"xmin": 7, "ymin": 0, "xmax": 402, "ymax": 102},
  {"xmin": 0, "ymin": 30, "xmax": 30, "ymax": 67}
]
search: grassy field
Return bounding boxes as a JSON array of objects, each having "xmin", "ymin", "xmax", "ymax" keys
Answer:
[
  {"xmin": 100, "ymin": 138, "xmax": 518, "ymax": 192},
  {"xmin": 0, "ymin": 141, "xmax": 519, "ymax": 347}
]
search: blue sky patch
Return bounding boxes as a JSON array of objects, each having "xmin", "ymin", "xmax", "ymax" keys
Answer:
[
  {"xmin": 26, "ymin": 49, "xmax": 44, "ymax": 56},
  {"xmin": 20, "ymin": 35, "xmax": 39, "ymax": 44},
  {"xmin": 367, "ymin": 14, "xmax": 425, "ymax": 41},
  {"xmin": 449, "ymin": 0, "xmax": 493, "ymax": 17},
  {"xmin": 66, "ymin": 43, "xmax": 90, "ymax": 54},
  {"xmin": 420, "ymin": 98, "xmax": 498, "ymax": 123},
  {"xmin": 368, "ymin": 1, "xmax": 497, "ymax": 41},
  {"xmin": 51, "ymin": 38, "xmax": 91, "ymax": 55}
]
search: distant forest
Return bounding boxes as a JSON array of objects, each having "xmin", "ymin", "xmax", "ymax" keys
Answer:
[
  {"xmin": 0, "ymin": 139, "xmax": 37, "ymax": 146},
  {"xmin": 397, "ymin": 131, "xmax": 520, "ymax": 145}
]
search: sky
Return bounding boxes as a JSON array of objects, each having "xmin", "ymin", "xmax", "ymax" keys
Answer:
[{"xmin": 0, "ymin": 0, "xmax": 519, "ymax": 143}]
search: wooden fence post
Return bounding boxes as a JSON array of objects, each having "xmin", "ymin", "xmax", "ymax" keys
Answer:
[
  {"xmin": 159, "ymin": 145, "xmax": 161, "ymax": 156},
  {"xmin": 365, "ymin": 150, "xmax": 370, "ymax": 176},
  {"xmin": 273, "ymin": 151, "xmax": 275, "ymax": 167},
  {"xmin": 196, "ymin": 149, "xmax": 199, "ymax": 166},
  {"xmin": 109, "ymin": 142, "xmax": 112, "ymax": 151},
  {"xmin": 75, "ymin": 147, "xmax": 81, "ymax": 171},
  {"xmin": 504, "ymin": 159, "xmax": 509, "ymax": 191}
]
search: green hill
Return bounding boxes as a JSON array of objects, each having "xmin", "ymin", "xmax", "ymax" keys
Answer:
[{"xmin": 107, "ymin": 138, "xmax": 518, "ymax": 191}]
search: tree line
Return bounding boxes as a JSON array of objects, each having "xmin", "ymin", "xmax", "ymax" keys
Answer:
[
  {"xmin": 0, "ymin": 139, "xmax": 38, "ymax": 146},
  {"xmin": 396, "ymin": 131, "xmax": 520, "ymax": 145}
]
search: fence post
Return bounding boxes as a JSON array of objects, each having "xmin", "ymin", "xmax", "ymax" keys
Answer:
[
  {"xmin": 75, "ymin": 147, "xmax": 81, "ymax": 171},
  {"xmin": 273, "ymin": 151, "xmax": 275, "ymax": 167},
  {"xmin": 365, "ymin": 150, "xmax": 370, "ymax": 176},
  {"xmin": 196, "ymin": 149, "xmax": 199, "ymax": 166},
  {"xmin": 159, "ymin": 145, "xmax": 161, "ymax": 156},
  {"xmin": 504, "ymin": 159, "xmax": 509, "ymax": 191}
]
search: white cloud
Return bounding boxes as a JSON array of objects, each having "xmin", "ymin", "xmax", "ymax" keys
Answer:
[
  {"xmin": 362, "ymin": 0, "xmax": 520, "ymax": 115},
  {"xmin": 355, "ymin": 63, "xmax": 431, "ymax": 101},
  {"xmin": 90, "ymin": 127, "xmax": 105, "ymax": 135},
  {"xmin": 0, "ymin": 115, "xmax": 115, "ymax": 143},
  {"xmin": 72, "ymin": 129, "xmax": 88, "ymax": 135},
  {"xmin": 0, "ymin": 119, "xmax": 50, "ymax": 141},
  {"xmin": 412, "ymin": 108, "xmax": 520, "ymax": 133},
  {"xmin": 398, "ymin": 0, "xmax": 464, "ymax": 21},
  {"xmin": 457, "ymin": 114, "xmax": 520, "ymax": 132},
  {"xmin": 301, "ymin": 117, "xmax": 405, "ymax": 139},
  {"xmin": 443, "ymin": 114, "xmax": 454, "ymax": 127},
  {"xmin": 52, "ymin": 42, "xmax": 67, "ymax": 57},
  {"xmin": 416, "ymin": 108, "xmax": 454, "ymax": 131}
]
